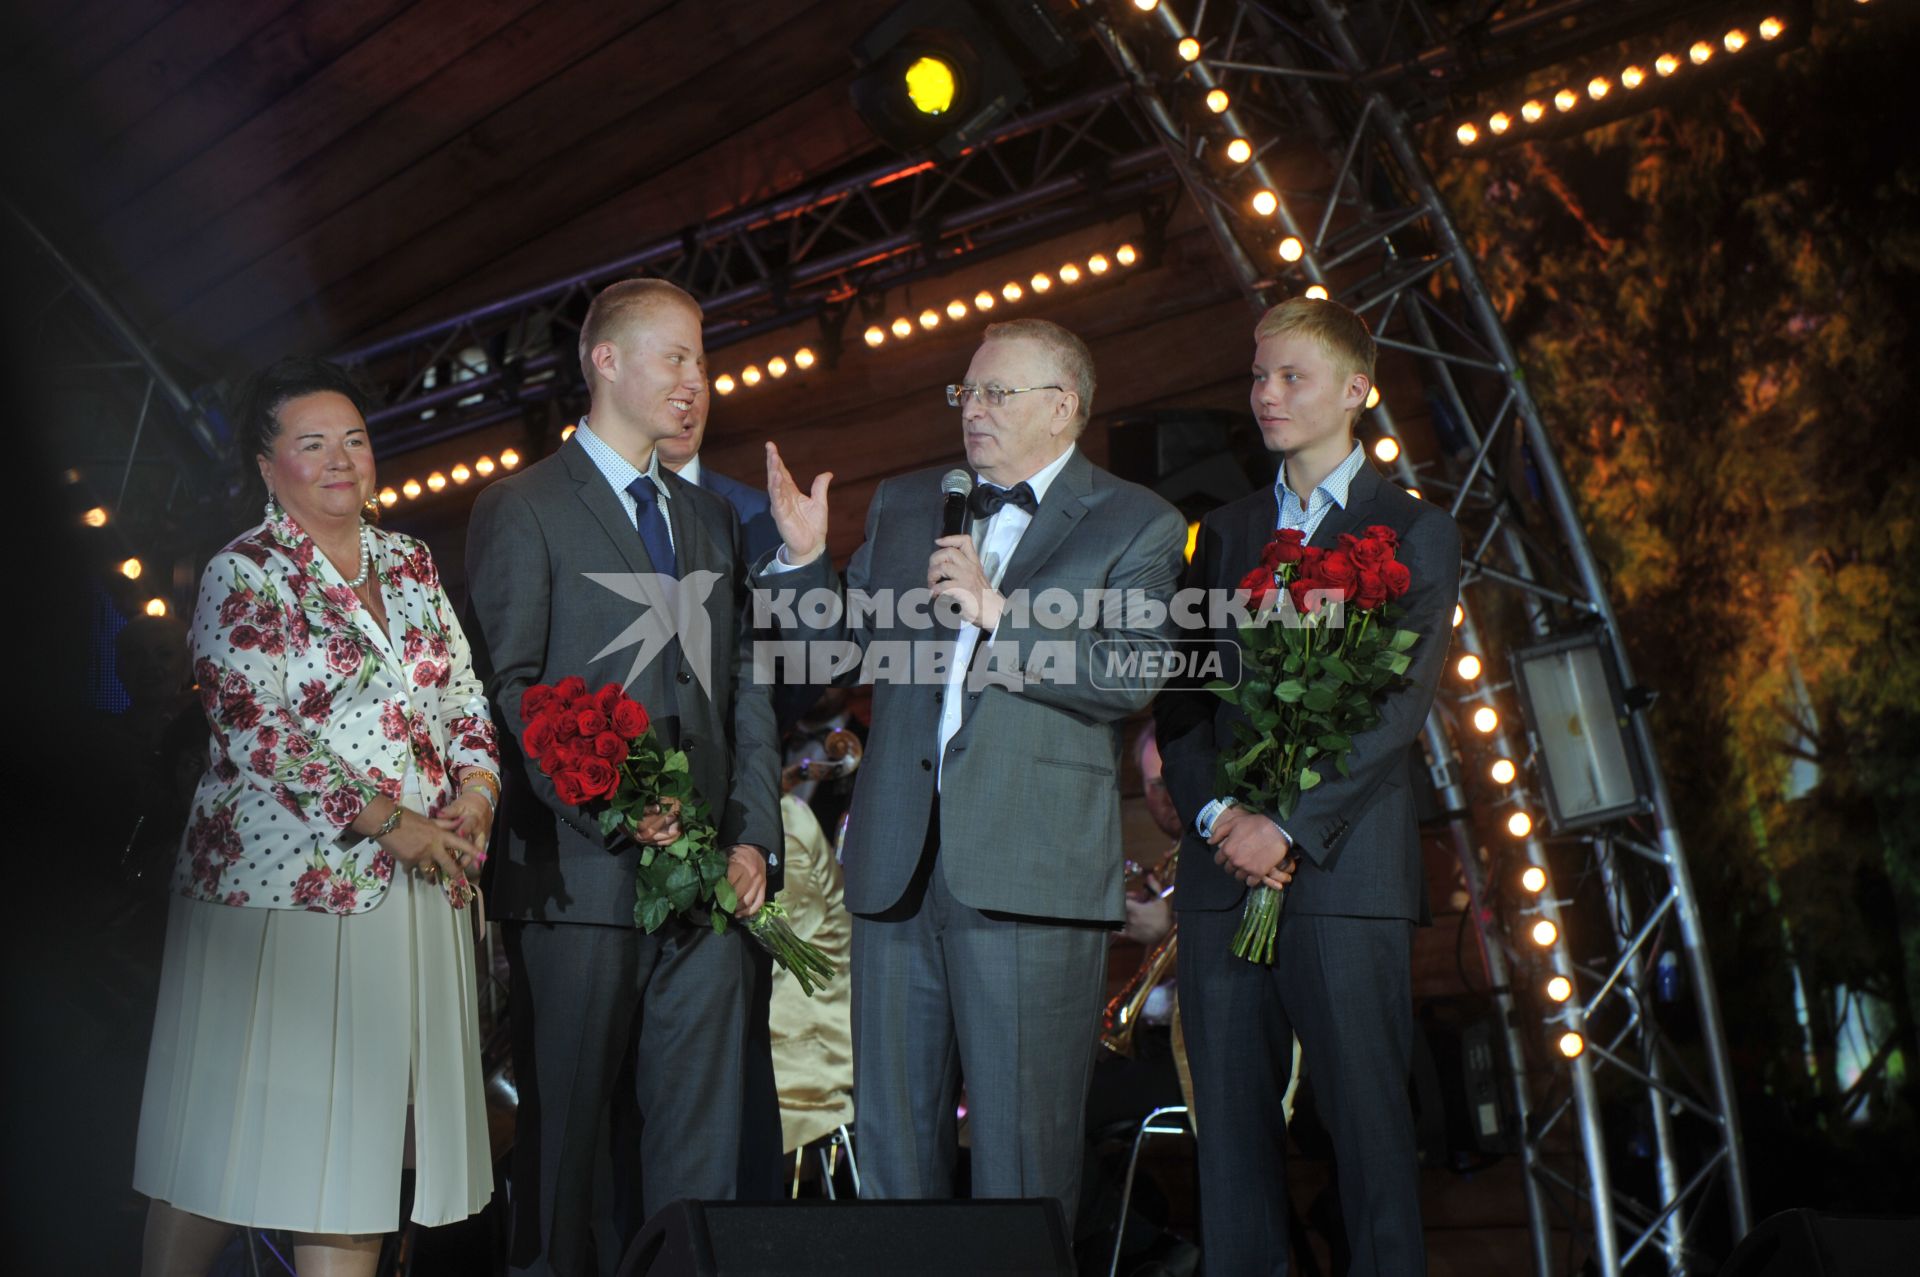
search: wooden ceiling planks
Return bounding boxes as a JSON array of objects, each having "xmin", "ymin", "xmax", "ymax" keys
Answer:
[{"xmin": 1, "ymin": 0, "xmax": 185, "ymax": 87}]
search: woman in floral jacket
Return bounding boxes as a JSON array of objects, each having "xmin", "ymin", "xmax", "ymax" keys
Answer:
[{"xmin": 135, "ymin": 358, "xmax": 501, "ymax": 1277}]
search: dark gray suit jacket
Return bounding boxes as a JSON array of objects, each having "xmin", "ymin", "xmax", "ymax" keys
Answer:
[
  {"xmin": 757, "ymin": 450, "xmax": 1187, "ymax": 924},
  {"xmin": 1156, "ymin": 462, "xmax": 1460, "ymax": 922},
  {"xmin": 464, "ymin": 437, "xmax": 781, "ymax": 928}
]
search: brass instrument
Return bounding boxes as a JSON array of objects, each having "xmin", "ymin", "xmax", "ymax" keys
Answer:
[{"xmin": 1100, "ymin": 849, "xmax": 1178, "ymax": 1058}]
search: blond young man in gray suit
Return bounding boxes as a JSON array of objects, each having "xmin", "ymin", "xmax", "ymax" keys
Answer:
[{"xmin": 759, "ymin": 319, "xmax": 1187, "ymax": 1212}]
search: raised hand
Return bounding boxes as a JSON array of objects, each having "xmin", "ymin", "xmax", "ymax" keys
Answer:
[{"xmin": 765, "ymin": 442, "xmax": 832, "ymax": 566}]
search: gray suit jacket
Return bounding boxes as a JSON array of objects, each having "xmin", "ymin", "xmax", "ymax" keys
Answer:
[
  {"xmin": 757, "ymin": 450, "xmax": 1187, "ymax": 923},
  {"xmin": 1155, "ymin": 463, "xmax": 1460, "ymax": 922},
  {"xmin": 464, "ymin": 437, "xmax": 781, "ymax": 927}
]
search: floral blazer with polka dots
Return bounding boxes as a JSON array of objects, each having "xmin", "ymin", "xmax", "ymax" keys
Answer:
[{"xmin": 174, "ymin": 511, "xmax": 500, "ymax": 915}]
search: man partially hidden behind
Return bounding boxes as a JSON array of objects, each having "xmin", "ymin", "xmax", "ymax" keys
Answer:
[
  {"xmin": 759, "ymin": 319, "xmax": 1187, "ymax": 1213},
  {"xmin": 1155, "ymin": 298, "xmax": 1460, "ymax": 1275},
  {"xmin": 464, "ymin": 279, "xmax": 780, "ymax": 1275}
]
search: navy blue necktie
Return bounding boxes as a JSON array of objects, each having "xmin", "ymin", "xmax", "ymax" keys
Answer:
[{"xmin": 625, "ymin": 475, "xmax": 678, "ymax": 577}]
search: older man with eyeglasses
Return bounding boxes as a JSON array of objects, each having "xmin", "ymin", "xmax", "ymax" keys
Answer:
[{"xmin": 758, "ymin": 318, "xmax": 1187, "ymax": 1217}]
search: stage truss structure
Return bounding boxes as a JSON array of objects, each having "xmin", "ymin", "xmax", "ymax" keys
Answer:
[{"xmin": 1083, "ymin": 1, "xmax": 1750, "ymax": 1273}]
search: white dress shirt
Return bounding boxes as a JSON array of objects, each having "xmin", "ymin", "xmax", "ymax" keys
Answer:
[{"xmin": 573, "ymin": 418, "xmax": 676, "ymax": 554}]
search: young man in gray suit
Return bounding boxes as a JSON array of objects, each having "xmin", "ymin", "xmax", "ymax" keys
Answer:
[
  {"xmin": 759, "ymin": 318, "xmax": 1188, "ymax": 1213},
  {"xmin": 464, "ymin": 279, "xmax": 781, "ymax": 1275},
  {"xmin": 1156, "ymin": 298, "xmax": 1461, "ymax": 1275}
]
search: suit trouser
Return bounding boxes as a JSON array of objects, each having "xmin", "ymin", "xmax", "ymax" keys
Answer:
[
  {"xmin": 1178, "ymin": 906, "xmax": 1424, "ymax": 1277},
  {"xmin": 850, "ymin": 829, "xmax": 1109, "ymax": 1209},
  {"xmin": 504, "ymin": 918, "xmax": 752, "ymax": 1277}
]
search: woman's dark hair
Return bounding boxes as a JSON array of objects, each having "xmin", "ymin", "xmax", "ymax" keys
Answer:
[{"xmin": 236, "ymin": 356, "xmax": 372, "ymax": 465}]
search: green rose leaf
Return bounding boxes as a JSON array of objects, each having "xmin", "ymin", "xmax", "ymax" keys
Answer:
[{"xmin": 1299, "ymin": 767, "xmax": 1322, "ymax": 791}]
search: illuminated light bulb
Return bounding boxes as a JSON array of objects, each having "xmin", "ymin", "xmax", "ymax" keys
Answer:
[
  {"xmin": 1457, "ymin": 653, "xmax": 1483, "ymax": 681},
  {"xmin": 427, "ymin": 471, "xmax": 447, "ymax": 492},
  {"xmin": 1226, "ymin": 137, "xmax": 1252, "ymax": 164},
  {"xmin": 1531, "ymin": 918, "xmax": 1558, "ymax": 947},
  {"xmin": 1472, "ymin": 706, "xmax": 1499, "ymax": 733},
  {"xmin": 946, "ymin": 299, "xmax": 968, "ymax": 320},
  {"xmin": 1453, "ymin": 603, "xmax": 1465, "ymax": 628},
  {"xmin": 379, "ymin": 487, "xmax": 399, "ymax": 507},
  {"xmin": 794, "ymin": 347, "xmax": 816, "ymax": 370},
  {"xmin": 1456, "ymin": 122, "xmax": 1479, "ymax": 146},
  {"xmin": 1724, "ymin": 29, "xmax": 1748, "ymax": 54},
  {"xmin": 864, "ymin": 325, "xmax": 886, "ymax": 347},
  {"xmin": 1554, "ymin": 88, "xmax": 1578, "ymax": 112},
  {"xmin": 402, "ymin": 479, "xmax": 423, "ymax": 499},
  {"xmin": 1059, "ymin": 263, "xmax": 1081, "ymax": 285},
  {"xmin": 1406, "ymin": 487, "xmax": 1423, "ymax": 500},
  {"xmin": 560, "ymin": 424, "xmax": 576, "ymax": 441},
  {"xmin": 113, "ymin": 557, "xmax": 143, "ymax": 582},
  {"xmin": 1689, "ymin": 40, "xmax": 1714, "ymax": 65},
  {"xmin": 768, "ymin": 356, "xmax": 789, "ymax": 378},
  {"xmin": 975, "ymin": 289, "xmax": 997, "ymax": 309},
  {"xmin": 1547, "ymin": 975, "xmax": 1573, "ymax": 1003},
  {"xmin": 1373, "ymin": 437, "xmax": 1400, "ymax": 464},
  {"xmin": 1558, "ymin": 1031, "xmax": 1585, "ymax": 1059},
  {"xmin": 500, "ymin": 449, "xmax": 521, "ymax": 469},
  {"xmin": 1489, "ymin": 111, "xmax": 1512, "ymax": 135},
  {"xmin": 1656, "ymin": 52, "xmax": 1680, "ymax": 76},
  {"xmin": 1177, "ymin": 37, "xmax": 1200, "ymax": 62},
  {"xmin": 1251, "ymin": 189, "xmax": 1278, "ymax": 216},
  {"xmin": 1116, "ymin": 244, "xmax": 1138, "ymax": 266},
  {"xmin": 904, "ymin": 56, "xmax": 957, "ymax": 116},
  {"xmin": 1521, "ymin": 865, "xmax": 1547, "ymax": 893},
  {"xmin": 1760, "ymin": 18, "xmax": 1784, "ymax": 41},
  {"xmin": 1587, "ymin": 76, "xmax": 1610, "ymax": 100},
  {"xmin": 1087, "ymin": 255, "xmax": 1110, "ymax": 275},
  {"xmin": 1621, "ymin": 64, "xmax": 1646, "ymax": 89},
  {"xmin": 1509, "ymin": 810, "xmax": 1535, "ymax": 838},
  {"xmin": 1365, "ymin": 385, "xmax": 1381, "ymax": 409},
  {"xmin": 1304, "ymin": 284, "xmax": 1329, "ymax": 300},
  {"xmin": 741, "ymin": 365, "xmax": 763, "ymax": 387},
  {"xmin": 82, "ymin": 506, "xmax": 108, "ymax": 528},
  {"xmin": 1205, "ymin": 88, "xmax": 1230, "ymax": 114},
  {"xmin": 1132, "ymin": 0, "xmax": 1158, "ymax": 10},
  {"xmin": 475, "ymin": 456, "xmax": 495, "ymax": 476},
  {"xmin": 1521, "ymin": 99, "xmax": 1546, "ymax": 123},
  {"xmin": 1031, "ymin": 272, "xmax": 1053, "ymax": 293},
  {"xmin": 63, "ymin": 468, "xmax": 82, "ymax": 484},
  {"xmin": 1277, "ymin": 236, "xmax": 1304, "ymax": 262},
  {"xmin": 918, "ymin": 309, "xmax": 940, "ymax": 331},
  {"xmin": 891, "ymin": 317, "xmax": 913, "ymax": 338},
  {"xmin": 451, "ymin": 463, "xmax": 471, "ymax": 484},
  {"xmin": 1003, "ymin": 281, "xmax": 1024, "ymax": 302},
  {"xmin": 715, "ymin": 373, "xmax": 737, "ymax": 395},
  {"xmin": 1490, "ymin": 758, "xmax": 1518, "ymax": 785},
  {"xmin": 144, "ymin": 597, "xmax": 169, "ymax": 618}
]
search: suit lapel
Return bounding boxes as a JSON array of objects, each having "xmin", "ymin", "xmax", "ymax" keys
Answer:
[
  {"xmin": 994, "ymin": 449, "xmax": 1092, "ymax": 600},
  {"xmin": 561, "ymin": 437, "xmax": 655, "ymax": 576},
  {"xmin": 1306, "ymin": 462, "xmax": 1382, "ymax": 550}
]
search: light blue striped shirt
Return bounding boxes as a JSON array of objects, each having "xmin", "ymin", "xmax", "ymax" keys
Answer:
[
  {"xmin": 573, "ymin": 418, "xmax": 675, "ymax": 553},
  {"xmin": 1195, "ymin": 442, "xmax": 1369, "ymax": 843}
]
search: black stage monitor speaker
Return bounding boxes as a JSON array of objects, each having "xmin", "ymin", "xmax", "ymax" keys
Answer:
[
  {"xmin": 1719, "ymin": 1209, "xmax": 1920, "ymax": 1277},
  {"xmin": 618, "ymin": 1198, "xmax": 1075, "ymax": 1276}
]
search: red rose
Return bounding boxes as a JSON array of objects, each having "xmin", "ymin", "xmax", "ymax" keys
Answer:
[
  {"xmin": 1350, "ymin": 536, "xmax": 1393, "ymax": 570},
  {"xmin": 257, "ymin": 627, "xmax": 286, "ymax": 657},
  {"xmin": 298, "ymin": 679, "xmax": 333, "ymax": 721},
  {"xmin": 1381, "ymin": 560, "xmax": 1412, "ymax": 599},
  {"xmin": 403, "ymin": 628, "xmax": 427, "ymax": 663},
  {"xmin": 1271, "ymin": 529, "xmax": 1307, "ymax": 564},
  {"xmin": 292, "ymin": 865, "xmax": 331, "ymax": 907},
  {"xmin": 413, "ymin": 660, "xmax": 448, "ymax": 689},
  {"xmin": 223, "ymin": 890, "xmax": 250, "ymax": 907},
  {"xmin": 522, "ymin": 685, "xmax": 560, "ymax": 720},
  {"xmin": 1289, "ymin": 577, "xmax": 1324, "ymax": 615},
  {"xmin": 593, "ymin": 731, "xmax": 628, "ymax": 760},
  {"xmin": 320, "ymin": 788, "xmax": 364, "ymax": 828},
  {"xmin": 250, "ymin": 745, "xmax": 276, "ymax": 776},
  {"xmin": 1318, "ymin": 550, "xmax": 1358, "ymax": 588},
  {"xmin": 611, "ymin": 699, "xmax": 650, "ymax": 739},
  {"xmin": 1353, "ymin": 568, "xmax": 1388, "ymax": 611},
  {"xmin": 273, "ymin": 784, "xmax": 304, "ymax": 817},
  {"xmin": 574, "ymin": 756, "xmax": 619, "ymax": 800},
  {"xmin": 1365, "ymin": 524, "xmax": 1400, "ymax": 550},
  {"xmin": 380, "ymin": 702, "xmax": 408, "ymax": 742},
  {"xmin": 326, "ymin": 877, "xmax": 359, "ymax": 913},
  {"xmin": 552, "ymin": 770, "xmax": 588, "ymax": 806},
  {"xmin": 370, "ymin": 850, "xmax": 395, "ymax": 882},
  {"xmin": 554, "ymin": 712, "xmax": 580, "ymax": 743},
  {"xmin": 1238, "ymin": 565, "xmax": 1277, "ymax": 610},
  {"xmin": 524, "ymin": 713, "xmax": 560, "ymax": 759},
  {"xmin": 554, "ymin": 675, "xmax": 588, "ymax": 703},
  {"xmin": 222, "ymin": 691, "xmax": 262, "ymax": 732},
  {"xmin": 285, "ymin": 733, "xmax": 314, "ymax": 759},
  {"xmin": 218, "ymin": 592, "xmax": 252, "ymax": 625},
  {"xmin": 228, "ymin": 624, "xmax": 261, "ymax": 650},
  {"xmin": 594, "ymin": 683, "xmax": 623, "ymax": 716},
  {"xmin": 300, "ymin": 760, "xmax": 330, "ymax": 789},
  {"xmin": 575, "ymin": 708, "xmax": 609, "ymax": 737},
  {"xmin": 325, "ymin": 634, "xmax": 362, "ymax": 676}
]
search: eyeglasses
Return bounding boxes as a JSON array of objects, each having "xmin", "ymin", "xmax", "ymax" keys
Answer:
[{"xmin": 945, "ymin": 383, "xmax": 1064, "ymax": 408}]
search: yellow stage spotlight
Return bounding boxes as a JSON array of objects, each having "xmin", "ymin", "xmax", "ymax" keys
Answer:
[
  {"xmin": 402, "ymin": 479, "xmax": 423, "ymax": 499},
  {"xmin": 891, "ymin": 317, "xmax": 914, "ymax": 338},
  {"xmin": 794, "ymin": 347, "xmax": 816, "ymax": 370},
  {"xmin": 1458, "ymin": 653, "xmax": 1483, "ymax": 681},
  {"xmin": 1531, "ymin": 919, "xmax": 1558, "ymax": 947},
  {"xmin": 1226, "ymin": 137, "xmax": 1252, "ymax": 164},
  {"xmin": 1116, "ymin": 244, "xmax": 1138, "ymax": 266},
  {"xmin": 1177, "ymin": 37, "xmax": 1200, "ymax": 62},
  {"xmin": 1509, "ymin": 810, "xmax": 1535, "ymax": 838},
  {"xmin": 1277, "ymin": 236, "xmax": 1304, "ymax": 262},
  {"xmin": 1304, "ymin": 284, "xmax": 1329, "ymax": 300},
  {"xmin": 1373, "ymin": 436, "xmax": 1400, "ymax": 464},
  {"xmin": 1490, "ymin": 758, "xmax": 1518, "ymax": 785},
  {"xmin": 119, "ymin": 557, "xmax": 143, "ymax": 580},
  {"xmin": 500, "ymin": 449, "xmax": 521, "ymax": 469},
  {"xmin": 451, "ymin": 463, "xmax": 471, "ymax": 484},
  {"xmin": 903, "ymin": 55, "xmax": 956, "ymax": 116},
  {"xmin": 144, "ymin": 597, "xmax": 169, "ymax": 618},
  {"xmin": 82, "ymin": 506, "xmax": 109, "ymax": 528},
  {"xmin": 476, "ymin": 457, "xmax": 496, "ymax": 476},
  {"xmin": 742, "ymin": 365, "xmax": 763, "ymax": 387},
  {"xmin": 1472, "ymin": 706, "xmax": 1499, "ymax": 733},
  {"xmin": 1547, "ymin": 975, "xmax": 1574, "ymax": 1003},
  {"xmin": 1521, "ymin": 865, "xmax": 1547, "ymax": 893},
  {"xmin": 1205, "ymin": 88, "xmax": 1229, "ymax": 114},
  {"xmin": 1457, "ymin": 122, "xmax": 1478, "ymax": 146},
  {"xmin": 946, "ymin": 299, "xmax": 968, "ymax": 320},
  {"xmin": 918, "ymin": 309, "xmax": 940, "ymax": 331},
  {"xmin": 1558, "ymin": 1031, "xmax": 1585, "ymax": 1059}
]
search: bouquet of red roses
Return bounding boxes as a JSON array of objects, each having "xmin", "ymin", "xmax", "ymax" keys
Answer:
[
  {"xmin": 519, "ymin": 676, "xmax": 834, "ymax": 995},
  {"xmin": 1210, "ymin": 526, "xmax": 1420, "ymax": 963}
]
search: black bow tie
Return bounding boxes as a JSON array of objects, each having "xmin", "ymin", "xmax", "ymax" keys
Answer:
[{"xmin": 968, "ymin": 481, "xmax": 1038, "ymax": 520}]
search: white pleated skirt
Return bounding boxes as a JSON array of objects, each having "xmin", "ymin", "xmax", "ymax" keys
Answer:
[{"xmin": 133, "ymin": 797, "xmax": 493, "ymax": 1234}]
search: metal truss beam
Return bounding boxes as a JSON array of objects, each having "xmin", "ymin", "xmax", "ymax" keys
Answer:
[
  {"xmin": 1088, "ymin": 3, "xmax": 1750, "ymax": 1273},
  {"xmin": 335, "ymin": 84, "xmax": 1177, "ymax": 450}
]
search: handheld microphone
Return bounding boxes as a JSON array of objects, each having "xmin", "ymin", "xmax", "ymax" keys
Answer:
[{"xmin": 939, "ymin": 469, "xmax": 974, "ymax": 539}]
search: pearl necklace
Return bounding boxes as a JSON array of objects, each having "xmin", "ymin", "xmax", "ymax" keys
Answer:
[{"xmin": 344, "ymin": 524, "xmax": 376, "ymax": 590}]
